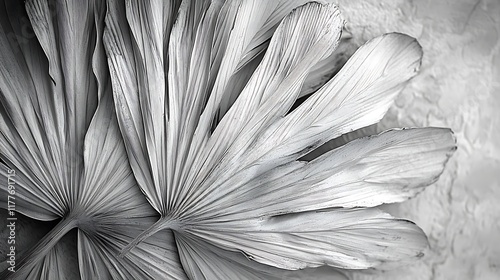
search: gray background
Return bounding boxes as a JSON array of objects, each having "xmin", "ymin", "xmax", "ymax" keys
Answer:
[{"xmin": 337, "ymin": 0, "xmax": 500, "ymax": 279}]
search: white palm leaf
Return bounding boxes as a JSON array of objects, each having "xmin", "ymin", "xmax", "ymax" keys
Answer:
[
  {"xmin": 105, "ymin": 0, "xmax": 456, "ymax": 278},
  {"xmin": 0, "ymin": 0, "xmax": 186, "ymax": 278}
]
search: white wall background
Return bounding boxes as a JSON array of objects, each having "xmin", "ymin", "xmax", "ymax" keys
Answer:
[{"xmin": 336, "ymin": 0, "xmax": 500, "ymax": 279}]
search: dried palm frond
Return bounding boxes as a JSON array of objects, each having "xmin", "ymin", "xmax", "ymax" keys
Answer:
[{"xmin": 0, "ymin": 0, "xmax": 456, "ymax": 279}]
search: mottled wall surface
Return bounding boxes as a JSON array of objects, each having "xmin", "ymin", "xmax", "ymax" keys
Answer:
[{"xmin": 336, "ymin": 0, "xmax": 500, "ymax": 279}]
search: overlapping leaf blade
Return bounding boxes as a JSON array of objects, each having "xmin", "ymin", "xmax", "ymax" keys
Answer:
[
  {"xmin": 0, "ymin": 0, "xmax": 187, "ymax": 278},
  {"xmin": 1, "ymin": 0, "xmax": 457, "ymax": 279},
  {"xmin": 176, "ymin": 233, "xmax": 348, "ymax": 280},
  {"xmin": 178, "ymin": 30, "xmax": 425, "ymax": 221}
]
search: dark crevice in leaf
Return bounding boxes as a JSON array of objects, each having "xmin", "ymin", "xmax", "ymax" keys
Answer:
[{"xmin": 1, "ymin": 216, "xmax": 77, "ymax": 279}]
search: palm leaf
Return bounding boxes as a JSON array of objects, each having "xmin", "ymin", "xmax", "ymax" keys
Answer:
[
  {"xmin": 0, "ymin": 0, "xmax": 186, "ymax": 278},
  {"xmin": 109, "ymin": 0, "xmax": 456, "ymax": 275}
]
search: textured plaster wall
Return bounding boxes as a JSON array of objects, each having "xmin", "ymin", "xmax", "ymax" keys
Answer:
[
  {"xmin": 336, "ymin": 0, "xmax": 500, "ymax": 279},
  {"xmin": 1, "ymin": 0, "xmax": 499, "ymax": 279}
]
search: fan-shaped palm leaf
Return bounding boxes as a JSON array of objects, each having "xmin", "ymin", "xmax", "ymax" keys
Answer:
[
  {"xmin": 104, "ymin": 0, "xmax": 456, "ymax": 278},
  {"xmin": 0, "ymin": 0, "xmax": 186, "ymax": 278}
]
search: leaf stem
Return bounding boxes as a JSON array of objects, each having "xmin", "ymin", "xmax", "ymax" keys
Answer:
[
  {"xmin": 0, "ymin": 216, "xmax": 77, "ymax": 279},
  {"xmin": 119, "ymin": 217, "xmax": 174, "ymax": 258}
]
